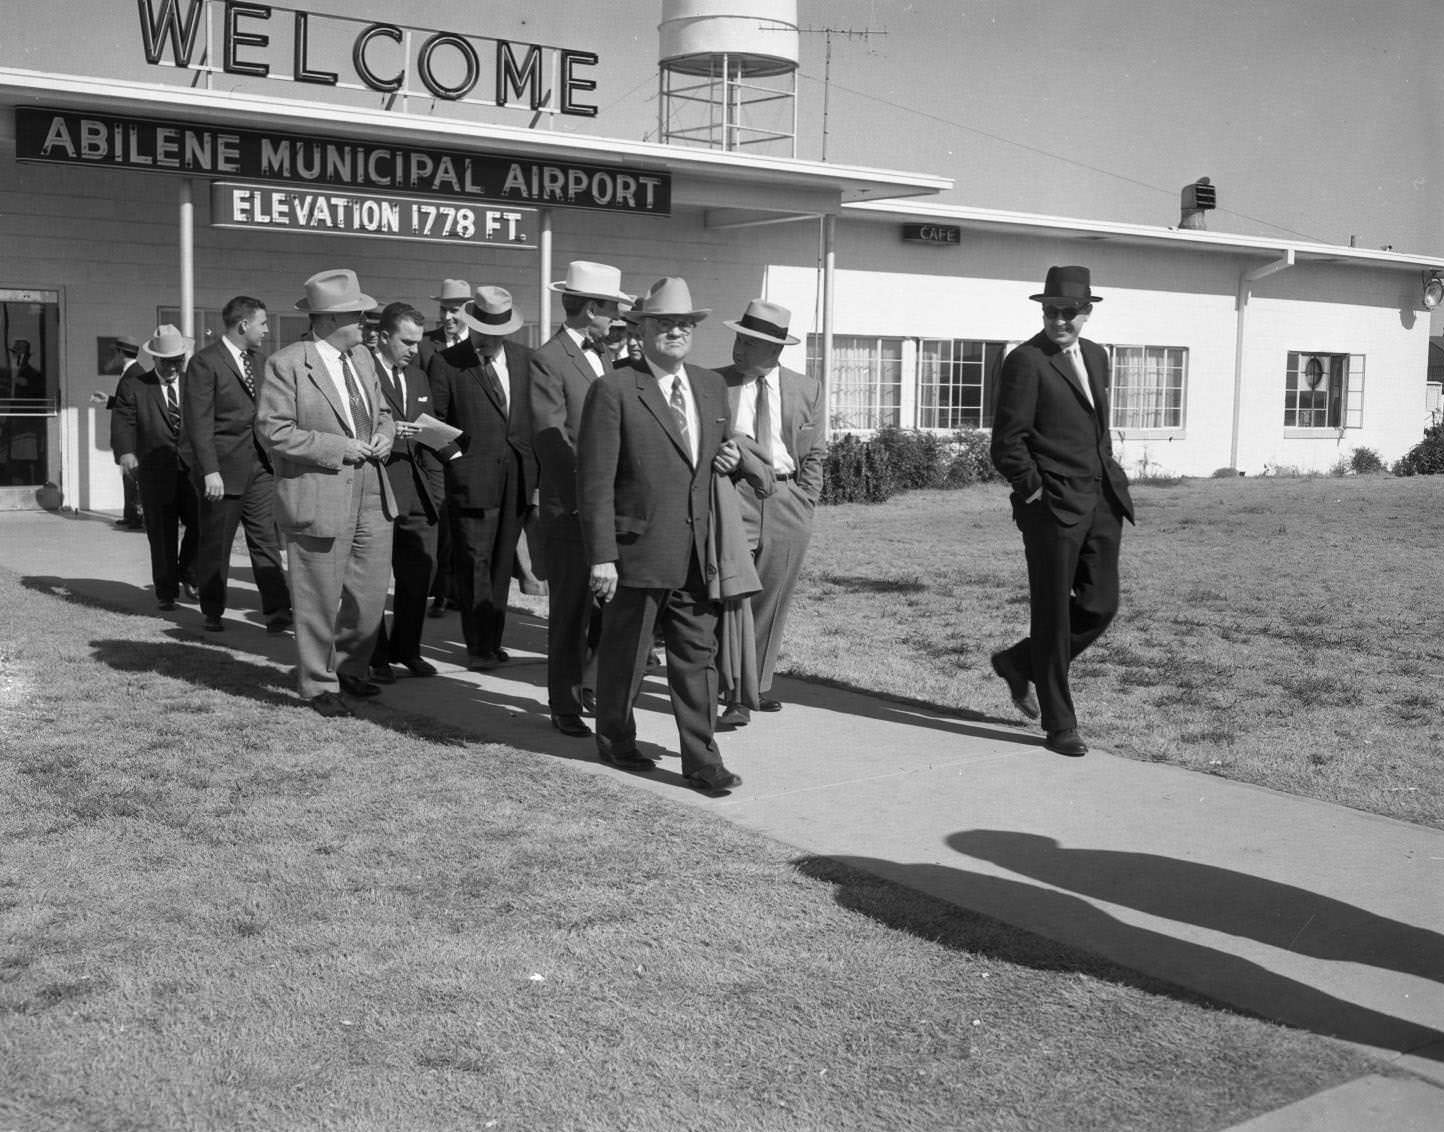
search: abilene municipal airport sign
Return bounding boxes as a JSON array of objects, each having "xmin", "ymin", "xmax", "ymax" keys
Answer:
[
  {"xmin": 15, "ymin": 109, "xmax": 671, "ymax": 215},
  {"xmin": 212, "ymin": 183, "xmax": 538, "ymax": 248}
]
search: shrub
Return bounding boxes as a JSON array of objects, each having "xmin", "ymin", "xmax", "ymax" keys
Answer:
[
  {"xmin": 821, "ymin": 433, "xmax": 895, "ymax": 504},
  {"xmin": 1210, "ymin": 467, "xmax": 1243, "ymax": 478},
  {"xmin": 946, "ymin": 430, "xmax": 1003, "ymax": 487},
  {"xmin": 871, "ymin": 426, "xmax": 948, "ymax": 491},
  {"xmin": 1350, "ymin": 447, "xmax": 1384, "ymax": 475},
  {"xmin": 1328, "ymin": 456, "xmax": 1351, "ymax": 478},
  {"xmin": 1393, "ymin": 424, "xmax": 1444, "ymax": 476}
]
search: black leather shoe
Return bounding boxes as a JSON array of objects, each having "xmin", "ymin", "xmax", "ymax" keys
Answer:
[
  {"xmin": 157, "ymin": 599, "xmax": 177, "ymax": 612},
  {"xmin": 757, "ymin": 698, "xmax": 783, "ymax": 713},
  {"xmin": 579, "ymin": 687, "xmax": 597, "ymax": 716},
  {"xmin": 1044, "ymin": 729, "xmax": 1088, "ymax": 757},
  {"xmin": 468, "ymin": 653, "xmax": 502, "ymax": 671},
  {"xmin": 368, "ymin": 664, "xmax": 397, "ymax": 685},
  {"xmin": 991, "ymin": 651, "xmax": 1041, "ymax": 719},
  {"xmin": 551, "ymin": 712, "xmax": 592, "ymax": 738},
  {"xmin": 337, "ymin": 674, "xmax": 381, "ymax": 698},
  {"xmin": 644, "ymin": 649, "xmax": 664, "ymax": 673},
  {"xmin": 203, "ymin": 616, "xmax": 224, "ymax": 632},
  {"xmin": 717, "ymin": 704, "xmax": 751, "ymax": 731},
  {"xmin": 599, "ymin": 748, "xmax": 657, "ymax": 772},
  {"xmin": 310, "ymin": 692, "xmax": 352, "ymax": 717},
  {"xmin": 685, "ymin": 765, "xmax": 742, "ymax": 794},
  {"xmin": 399, "ymin": 657, "xmax": 438, "ymax": 677},
  {"xmin": 427, "ymin": 598, "xmax": 446, "ymax": 618},
  {"xmin": 266, "ymin": 612, "xmax": 293, "ymax": 635}
]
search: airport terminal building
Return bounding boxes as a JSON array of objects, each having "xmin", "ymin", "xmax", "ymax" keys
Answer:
[{"xmin": 2, "ymin": 1, "xmax": 1440, "ymax": 511}]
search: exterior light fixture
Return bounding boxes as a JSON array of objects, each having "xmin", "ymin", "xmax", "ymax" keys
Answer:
[{"xmin": 1423, "ymin": 272, "xmax": 1444, "ymax": 310}]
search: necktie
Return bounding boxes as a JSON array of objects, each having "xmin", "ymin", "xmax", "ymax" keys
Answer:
[
  {"xmin": 391, "ymin": 364, "xmax": 406, "ymax": 409},
  {"xmin": 164, "ymin": 382, "xmax": 180, "ymax": 432},
  {"xmin": 340, "ymin": 351, "xmax": 372, "ymax": 440},
  {"xmin": 754, "ymin": 376, "xmax": 774, "ymax": 466},
  {"xmin": 238, "ymin": 349, "xmax": 256, "ymax": 397},
  {"xmin": 1065, "ymin": 346, "xmax": 1095, "ymax": 410},
  {"xmin": 484, "ymin": 358, "xmax": 508, "ymax": 415},
  {"xmin": 669, "ymin": 376, "xmax": 692, "ymax": 464}
]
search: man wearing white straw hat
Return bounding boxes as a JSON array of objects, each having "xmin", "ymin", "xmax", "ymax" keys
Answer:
[
  {"xmin": 111, "ymin": 324, "xmax": 200, "ymax": 611},
  {"xmin": 256, "ymin": 269, "xmax": 398, "ymax": 718},
  {"xmin": 715, "ymin": 299, "xmax": 827, "ymax": 730},
  {"xmin": 426, "ymin": 284, "xmax": 537, "ymax": 671},
  {"xmin": 578, "ymin": 276, "xmax": 750, "ymax": 794},
  {"xmin": 530, "ymin": 261, "xmax": 632, "ymax": 738},
  {"xmin": 418, "ymin": 277, "xmax": 472, "ymax": 367}
]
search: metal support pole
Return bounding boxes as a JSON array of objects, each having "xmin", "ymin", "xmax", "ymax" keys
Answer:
[
  {"xmin": 538, "ymin": 209, "xmax": 553, "ymax": 339},
  {"xmin": 180, "ymin": 179, "xmax": 195, "ymax": 341},
  {"xmin": 821, "ymin": 212, "xmax": 836, "ymax": 437}
]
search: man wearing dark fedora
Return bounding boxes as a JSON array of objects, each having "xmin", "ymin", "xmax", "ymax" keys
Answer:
[
  {"xmin": 578, "ymin": 277, "xmax": 750, "ymax": 793},
  {"xmin": 530, "ymin": 261, "xmax": 633, "ymax": 738},
  {"xmin": 427, "ymin": 284, "xmax": 537, "ymax": 670},
  {"xmin": 181, "ymin": 295, "xmax": 292, "ymax": 633},
  {"xmin": 101, "ymin": 334, "xmax": 147, "ymax": 530},
  {"xmin": 420, "ymin": 277, "xmax": 471, "ymax": 619},
  {"xmin": 715, "ymin": 299, "xmax": 827, "ymax": 730},
  {"xmin": 110, "ymin": 324, "xmax": 200, "ymax": 610},
  {"xmin": 990, "ymin": 265, "xmax": 1135, "ymax": 757},
  {"xmin": 255, "ymin": 268, "xmax": 398, "ymax": 718}
]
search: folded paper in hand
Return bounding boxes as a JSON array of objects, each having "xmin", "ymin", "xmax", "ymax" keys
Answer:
[{"xmin": 412, "ymin": 412, "xmax": 463, "ymax": 451}]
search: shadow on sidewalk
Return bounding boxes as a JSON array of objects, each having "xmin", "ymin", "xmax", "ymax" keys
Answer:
[{"xmin": 795, "ymin": 853, "xmax": 1444, "ymax": 1060}]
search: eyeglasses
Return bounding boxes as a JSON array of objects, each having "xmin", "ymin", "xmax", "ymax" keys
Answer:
[
  {"xmin": 1042, "ymin": 305, "xmax": 1086, "ymax": 321},
  {"xmin": 650, "ymin": 318, "xmax": 695, "ymax": 334}
]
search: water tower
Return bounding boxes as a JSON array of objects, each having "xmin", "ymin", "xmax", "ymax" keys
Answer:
[{"xmin": 658, "ymin": 0, "xmax": 800, "ymax": 156}]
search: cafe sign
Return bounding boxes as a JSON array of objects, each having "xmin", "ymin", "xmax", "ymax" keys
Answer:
[{"xmin": 15, "ymin": 108, "xmax": 671, "ymax": 215}]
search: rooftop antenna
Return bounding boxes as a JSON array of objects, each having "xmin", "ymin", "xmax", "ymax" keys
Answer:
[{"xmin": 794, "ymin": 24, "xmax": 886, "ymax": 161}]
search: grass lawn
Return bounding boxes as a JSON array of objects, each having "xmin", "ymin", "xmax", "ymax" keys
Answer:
[
  {"xmin": 789, "ymin": 474, "xmax": 1444, "ymax": 829},
  {"xmin": 0, "ymin": 560, "xmax": 1381, "ymax": 1130}
]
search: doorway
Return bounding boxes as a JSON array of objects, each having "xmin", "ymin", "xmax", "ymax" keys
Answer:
[{"xmin": 0, "ymin": 288, "xmax": 61, "ymax": 510}]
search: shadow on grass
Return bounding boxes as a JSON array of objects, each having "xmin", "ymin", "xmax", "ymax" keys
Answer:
[
  {"xmin": 815, "ymin": 572, "xmax": 928, "ymax": 594},
  {"xmin": 23, "ymin": 575, "xmax": 162, "ymax": 619},
  {"xmin": 796, "ymin": 853, "xmax": 1444, "ymax": 1061}
]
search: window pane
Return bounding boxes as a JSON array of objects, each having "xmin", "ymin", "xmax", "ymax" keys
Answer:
[{"xmin": 1110, "ymin": 344, "xmax": 1185, "ymax": 429}]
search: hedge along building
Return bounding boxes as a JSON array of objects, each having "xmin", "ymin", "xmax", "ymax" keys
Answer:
[{"xmin": 2, "ymin": 1, "xmax": 1441, "ymax": 512}]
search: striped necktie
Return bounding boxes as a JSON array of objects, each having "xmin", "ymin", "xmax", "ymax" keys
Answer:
[
  {"xmin": 340, "ymin": 352, "xmax": 372, "ymax": 440},
  {"xmin": 670, "ymin": 376, "xmax": 692, "ymax": 463}
]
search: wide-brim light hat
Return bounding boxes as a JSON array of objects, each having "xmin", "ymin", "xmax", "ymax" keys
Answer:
[
  {"xmin": 624, "ymin": 277, "xmax": 709, "ymax": 323},
  {"xmin": 724, "ymin": 298, "xmax": 799, "ymax": 346},
  {"xmin": 295, "ymin": 268, "xmax": 377, "ymax": 313},
  {"xmin": 430, "ymin": 278, "xmax": 472, "ymax": 303},
  {"xmin": 548, "ymin": 260, "xmax": 634, "ymax": 307},
  {"xmin": 457, "ymin": 285, "xmax": 525, "ymax": 337},
  {"xmin": 144, "ymin": 324, "xmax": 194, "ymax": 358},
  {"xmin": 1030, "ymin": 265, "xmax": 1103, "ymax": 304}
]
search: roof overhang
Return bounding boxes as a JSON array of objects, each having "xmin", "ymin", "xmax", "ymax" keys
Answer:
[{"xmin": 0, "ymin": 67, "xmax": 951, "ymax": 213}]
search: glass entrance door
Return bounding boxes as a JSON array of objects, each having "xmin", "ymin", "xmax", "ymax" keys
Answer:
[{"xmin": 0, "ymin": 289, "xmax": 61, "ymax": 510}]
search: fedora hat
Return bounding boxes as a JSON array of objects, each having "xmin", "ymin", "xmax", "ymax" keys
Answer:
[
  {"xmin": 114, "ymin": 334, "xmax": 141, "ymax": 357},
  {"xmin": 724, "ymin": 298, "xmax": 799, "ymax": 346},
  {"xmin": 457, "ymin": 285, "xmax": 525, "ymax": 337},
  {"xmin": 548, "ymin": 261, "xmax": 633, "ymax": 307},
  {"xmin": 144, "ymin": 324, "xmax": 193, "ymax": 359},
  {"xmin": 430, "ymin": 278, "xmax": 472, "ymax": 303},
  {"xmin": 626, "ymin": 277, "xmax": 709, "ymax": 323},
  {"xmin": 295, "ymin": 268, "xmax": 377, "ymax": 313},
  {"xmin": 1030, "ymin": 265, "xmax": 1103, "ymax": 304}
]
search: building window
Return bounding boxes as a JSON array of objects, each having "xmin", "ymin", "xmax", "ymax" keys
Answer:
[
  {"xmin": 1109, "ymin": 345, "xmax": 1187, "ymax": 430},
  {"xmin": 1284, "ymin": 351, "xmax": 1365, "ymax": 429},
  {"xmin": 807, "ymin": 334, "xmax": 904, "ymax": 430},
  {"xmin": 917, "ymin": 339, "xmax": 1007, "ymax": 429}
]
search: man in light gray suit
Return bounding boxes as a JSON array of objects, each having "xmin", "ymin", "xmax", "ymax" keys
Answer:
[{"xmin": 255, "ymin": 269, "xmax": 397, "ymax": 717}]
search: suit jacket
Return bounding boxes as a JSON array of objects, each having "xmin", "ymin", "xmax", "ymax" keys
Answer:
[
  {"xmin": 577, "ymin": 358, "xmax": 733, "ymax": 590},
  {"xmin": 371, "ymin": 350, "xmax": 446, "ymax": 523},
  {"xmin": 111, "ymin": 369, "xmax": 188, "ymax": 501},
  {"xmin": 255, "ymin": 341, "xmax": 398, "ymax": 537},
  {"xmin": 719, "ymin": 364, "xmax": 827, "ymax": 503},
  {"xmin": 417, "ymin": 327, "xmax": 462, "ymax": 369},
  {"xmin": 990, "ymin": 332, "xmax": 1134, "ymax": 526},
  {"xmin": 180, "ymin": 340, "xmax": 268, "ymax": 492},
  {"xmin": 427, "ymin": 338, "xmax": 538, "ymax": 512},
  {"xmin": 530, "ymin": 326, "xmax": 606, "ymax": 543}
]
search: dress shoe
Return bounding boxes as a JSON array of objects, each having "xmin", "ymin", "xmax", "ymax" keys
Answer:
[
  {"xmin": 644, "ymin": 649, "xmax": 664, "ymax": 673},
  {"xmin": 579, "ymin": 687, "xmax": 597, "ymax": 716},
  {"xmin": 685, "ymin": 765, "xmax": 743, "ymax": 794},
  {"xmin": 1044, "ymin": 729, "xmax": 1089, "ymax": 757},
  {"xmin": 157, "ymin": 599, "xmax": 177, "ymax": 611},
  {"xmin": 427, "ymin": 598, "xmax": 447, "ymax": 618},
  {"xmin": 181, "ymin": 582, "xmax": 199, "ymax": 602},
  {"xmin": 599, "ymin": 747, "xmax": 657, "ymax": 772},
  {"xmin": 990, "ymin": 651, "xmax": 1041, "ymax": 719},
  {"xmin": 398, "ymin": 657, "xmax": 438, "ymax": 677},
  {"xmin": 368, "ymin": 664, "xmax": 397, "ymax": 685},
  {"xmin": 266, "ymin": 612, "xmax": 293, "ymax": 635},
  {"xmin": 717, "ymin": 704, "xmax": 751, "ymax": 731},
  {"xmin": 309, "ymin": 691, "xmax": 353, "ymax": 717},
  {"xmin": 337, "ymin": 673, "xmax": 381, "ymax": 698},
  {"xmin": 203, "ymin": 616, "xmax": 225, "ymax": 632},
  {"xmin": 551, "ymin": 712, "xmax": 592, "ymax": 738},
  {"xmin": 758, "ymin": 698, "xmax": 783, "ymax": 713},
  {"xmin": 468, "ymin": 653, "xmax": 502, "ymax": 671}
]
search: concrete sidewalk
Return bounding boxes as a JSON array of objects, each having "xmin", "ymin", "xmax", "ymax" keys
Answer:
[{"xmin": 5, "ymin": 508, "xmax": 1442, "ymax": 1129}]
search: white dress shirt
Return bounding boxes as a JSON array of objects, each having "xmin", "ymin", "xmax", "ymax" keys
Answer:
[
  {"xmin": 564, "ymin": 325, "xmax": 606, "ymax": 378},
  {"xmin": 1063, "ymin": 344, "xmax": 1096, "ymax": 410},
  {"xmin": 732, "ymin": 368, "xmax": 796, "ymax": 475}
]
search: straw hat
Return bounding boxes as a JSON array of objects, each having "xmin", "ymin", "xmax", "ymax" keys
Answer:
[
  {"xmin": 723, "ymin": 298, "xmax": 799, "ymax": 346},
  {"xmin": 456, "ymin": 285, "xmax": 525, "ymax": 337},
  {"xmin": 430, "ymin": 278, "xmax": 472, "ymax": 303},
  {"xmin": 294, "ymin": 268, "xmax": 377, "ymax": 313},
  {"xmin": 548, "ymin": 261, "xmax": 633, "ymax": 306},
  {"xmin": 143, "ymin": 324, "xmax": 194, "ymax": 358},
  {"xmin": 626, "ymin": 277, "xmax": 709, "ymax": 323}
]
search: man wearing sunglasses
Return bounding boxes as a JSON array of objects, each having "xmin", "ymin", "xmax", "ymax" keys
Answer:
[{"xmin": 989, "ymin": 265, "xmax": 1134, "ymax": 758}]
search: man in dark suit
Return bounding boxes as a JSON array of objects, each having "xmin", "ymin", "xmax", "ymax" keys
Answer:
[
  {"xmin": 578, "ymin": 277, "xmax": 748, "ymax": 793},
  {"xmin": 180, "ymin": 296, "xmax": 291, "ymax": 633},
  {"xmin": 420, "ymin": 279, "xmax": 471, "ymax": 618},
  {"xmin": 989, "ymin": 266, "xmax": 1135, "ymax": 757},
  {"xmin": 716, "ymin": 299, "xmax": 828, "ymax": 729},
  {"xmin": 530, "ymin": 261, "xmax": 633, "ymax": 738},
  {"xmin": 110, "ymin": 325, "xmax": 199, "ymax": 610},
  {"xmin": 100, "ymin": 335, "xmax": 146, "ymax": 530},
  {"xmin": 255, "ymin": 269, "xmax": 397, "ymax": 718},
  {"xmin": 427, "ymin": 285, "xmax": 538, "ymax": 670},
  {"xmin": 367, "ymin": 302, "xmax": 454, "ymax": 682}
]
